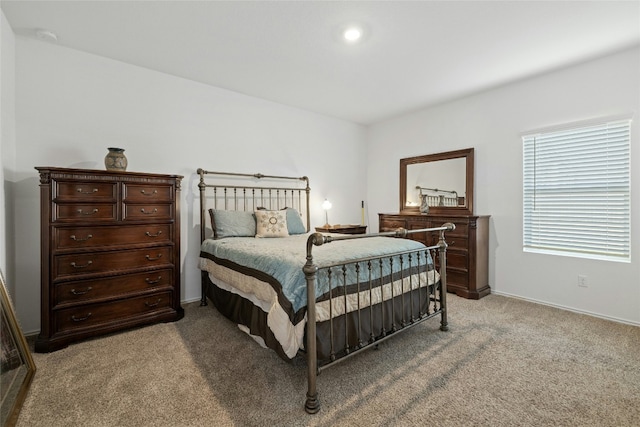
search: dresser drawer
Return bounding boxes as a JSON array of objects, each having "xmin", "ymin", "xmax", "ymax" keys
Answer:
[
  {"xmin": 422, "ymin": 233, "xmax": 438, "ymax": 247},
  {"xmin": 433, "ymin": 248, "xmax": 468, "ymax": 270},
  {"xmin": 54, "ymin": 290, "xmax": 174, "ymax": 333},
  {"xmin": 447, "ymin": 222, "xmax": 469, "ymax": 237},
  {"xmin": 446, "ymin": 250, "xmax": 468, "ymax": 271},
  {"xmin": 54, "ymin": 203, "xmax": 116, "ymax": 222},
  {"xmin": 54, "ymin": 181, "xmax": 117, "ymax": 202},
  {"xmin": 429, "ymin": 218, "xmax": 469, "ymax": 237},
  {"xmin": 446, "ymin": 236, "xmax": 468, "ymax": 250},
  {"xmin": 380, "ymin": 218, "xmax": 406, "ymax": 231},
  {"xmin": 55, "ymin": 224, "xmax": 172, "ymax": 250},
  {"xmin": 445, "ymin": 269, "xmax": 469, "ymax": 289},
  {"xmin": 123, "ymin": 184, "xmax": 174, "ymax": 202},
  {"xmin": 54, "ymin": 246, "xmax": 173, "ymax": 280},
  {"xmin": 124, "ymin": 203, "xmax": 174, "ymax": 221},
  {"xmin": 54, "ymin": 268, "xmax": 174, "ymax": 306},
  {"xmin": 424, "ymin": 234, "xmax": 468, "ymax": 250}
]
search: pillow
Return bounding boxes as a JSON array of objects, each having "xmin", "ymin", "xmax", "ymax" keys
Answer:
[
  {"xmin": 255, "ymin": 209, "xmax": 289, "ymax": 238},
  {"xmin": 209, "ymin": 209, "xmax": 256, "ymax": 239},
  {"xmin": 284, "ymin": 208, "xmax": 307, "ymax": 235},
  {"xmin": 256, "ymin": 207, "xmax": 307, "ymax": 235}
]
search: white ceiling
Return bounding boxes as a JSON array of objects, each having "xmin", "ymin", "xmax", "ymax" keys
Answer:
[{"xmin": 2, "ymin": 1, "xmax": 639, "ymax": 125}]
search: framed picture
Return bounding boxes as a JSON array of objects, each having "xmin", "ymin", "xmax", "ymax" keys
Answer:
[{"xmin": 1, "ymin": 271, "xmax": 36, "ymax": 427}]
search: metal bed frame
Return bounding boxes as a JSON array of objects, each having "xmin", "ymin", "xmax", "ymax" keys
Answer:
[
  {"xmin": 197, "ymin": 169, "xmax": 453, "ymax": 414},
  {"xmin": 416, "ymin": 186, "xmax": 460, "ymax": 207}
]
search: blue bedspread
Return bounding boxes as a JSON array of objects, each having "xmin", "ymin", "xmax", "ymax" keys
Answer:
[{"xmin": 200, "ymin": 233, "xmax": 431, "ymax": 312}]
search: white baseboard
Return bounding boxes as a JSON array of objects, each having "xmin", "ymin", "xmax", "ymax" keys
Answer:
[{"xmin": 491, "ymin": 290, "xmax": 640, "ymax": 327}]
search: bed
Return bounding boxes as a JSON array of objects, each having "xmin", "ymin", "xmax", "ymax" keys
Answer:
[{"xmin": 197, "ymin": 169, "xmax": 454, "ymax": 414}]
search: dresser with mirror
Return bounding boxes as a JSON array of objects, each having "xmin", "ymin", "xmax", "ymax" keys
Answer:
[{"xmin": 379, "ymin": 148, "xmax": 490, "ymax": 299}]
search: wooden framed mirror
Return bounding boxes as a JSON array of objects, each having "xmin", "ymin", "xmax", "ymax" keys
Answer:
[{"xmin": 400, "ymin": 148, "xmax": 474, "ymax": 215}]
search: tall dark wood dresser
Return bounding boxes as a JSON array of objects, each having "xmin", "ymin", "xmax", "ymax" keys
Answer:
[{"xmin": 35, "ymin": 167, "xmax": 184, "ymax": 352}]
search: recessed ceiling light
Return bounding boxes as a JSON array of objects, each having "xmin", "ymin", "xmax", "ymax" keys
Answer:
[
  {"xmin": 343, "ymin": 27, "xmax": 362, "ymax": 42},
  {"xmin": 35, "ymin": 29, "xmax": 58, "ymax": 42}
]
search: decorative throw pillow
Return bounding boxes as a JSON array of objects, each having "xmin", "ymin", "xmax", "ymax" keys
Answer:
[
  {"xmin": 255, "ymin": 209, "xmax": 289, "ymax": 238},
  {"xmin": 209, "ymin": 209, "xmax": 256, "ymax": 239},
  {"xmin": 256, "ymin": 207, "xmax": 307, "ymax": 235}
]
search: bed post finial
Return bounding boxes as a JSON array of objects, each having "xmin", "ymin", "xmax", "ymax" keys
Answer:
[{"xmin": 394, "ymin": 227, "xmax": 408, "ymax": 238}]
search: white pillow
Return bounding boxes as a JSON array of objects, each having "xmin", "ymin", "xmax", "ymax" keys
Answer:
[{"xmin": 255, "ymin": 209, "xmax": 289, "ymax": 238}]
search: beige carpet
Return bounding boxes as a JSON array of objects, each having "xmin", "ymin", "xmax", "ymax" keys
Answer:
[{"xmin": 16, "ymin": 294, "xmax": 640, "ymax": 427}]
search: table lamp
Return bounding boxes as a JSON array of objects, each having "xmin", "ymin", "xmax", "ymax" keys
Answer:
[{"xmin": 322, "ymin": 199, "xmax": 332, "ymax": 228}]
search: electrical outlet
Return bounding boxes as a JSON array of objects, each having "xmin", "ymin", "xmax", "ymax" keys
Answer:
[{"xmin": 578, "ymin": 275, "xmax": 588, "ymax": 288}]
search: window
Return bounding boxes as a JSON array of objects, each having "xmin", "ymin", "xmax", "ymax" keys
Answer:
[{"xmin": 523, "ymin": 118, "xmax": 631, "ymax": 262}]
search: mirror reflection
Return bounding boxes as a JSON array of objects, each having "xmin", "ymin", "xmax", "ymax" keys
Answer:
[
  {"xmin": 399, "ymin": 148, "xmax": 474, "ymax": 215},
  {"xmin": 406, "ymin": 158, "xmax": 466, "ymax": 209}
]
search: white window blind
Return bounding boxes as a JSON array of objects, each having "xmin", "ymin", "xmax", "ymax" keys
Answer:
[{"xmin": 523, "ymin": 118, "xmax": 631, "ymax": 262}]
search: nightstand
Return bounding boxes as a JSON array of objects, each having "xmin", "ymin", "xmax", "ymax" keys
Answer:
[{"xmin": 315, "ymin": 224, "xmax": 367, "ymax": 235}]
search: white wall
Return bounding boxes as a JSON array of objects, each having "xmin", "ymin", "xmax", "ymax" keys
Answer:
[
  {"xmin": 1, "ymin": 9, "xmax": 16, "ymax": 295},
  {"xmin": 367, "ymin": 47, "xmax": 640, "ymax": 325},
  {"xmin": 6, "ymin": 27, "xmax": 639, "ymax": 332},
  {"xmin": 13, "ymin": 36, "xmax": 366, "ymax": 333}
]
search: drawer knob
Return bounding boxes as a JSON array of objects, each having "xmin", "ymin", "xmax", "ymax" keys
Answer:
[
  {"xmin": 145, "ymin": 298, "xmax": 162, "ymax": 308},
  {"xmin": 70, "ymin": 234, "xmax": 93, "ymax": 242},
  {"xmin": 71, "ymin": 312, "xmax": 92, "ymax": 322},
  {"xmin": 77, "ymin": 208, "xmax": 98, "ymax": 216},
  {"xmin": 145, "ymin": 276, "xmax": 162, "ymax": 285},
  {"xmin": 145, "ymin": 231, "xmax": 163, "ymax": 238},
  {"xmin": 145, "ymin": 254, "xmax": 163, "ymax": 261},
  {"xmin": 140, "ymin": 208, "xmax": 158, "ymax": 215},
  {"xmin": 140, "ymin": 189, "xmax": 158, "ymax": 196},
  {"xmin": 70, "ymin": 286, "xmax": 93, "ymax": 295},
  {"xmin": 70, "ymin": 260, "xmax": 93, "ymax": 268},
  {"xmin": 76, "ymin": 188, "xmax": 98, "ymax": 195}
]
